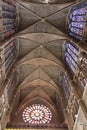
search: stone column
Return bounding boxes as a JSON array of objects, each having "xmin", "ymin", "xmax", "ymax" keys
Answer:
[
  {"xmin": 70, "ymin": 80, "xmax": 81, "ymax": 100},
  {"xmin": 79, "ymin": 99, "xmax": 87, "ymax": 120},
  {"xmin": 78, "ymin": 122, "xmax": 84, "ymax": 130},
  {"xmin": 0, "ymin": 122, "xmax": 1, "ymax": 130},
  {"xmin": 64, "ymin": 109, "xmax": 74, "ymax": 130}
]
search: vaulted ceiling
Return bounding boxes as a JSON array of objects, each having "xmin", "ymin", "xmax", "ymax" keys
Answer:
[
  {"xmin": 7, "ymin": 0, "xmax": 77, "ymax": 129},
  {"xmin": 17, "ymin": 0, "xmax": 76, "ymax": 4}
]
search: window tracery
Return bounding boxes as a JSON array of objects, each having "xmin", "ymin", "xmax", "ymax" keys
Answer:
[
  {"xmin": 68, "ymin": 2, "xmax": 87, "ymax": 40},
  {"xmin": 22, "ymin": 104, "xmax": 52, "ymax": 125},
  {"xmin": 0, "ymin": 0, "xmax": 17, "ymax": 40},
  {"xmin": 65, "ymin": 41, "xmax": 79, "ymax": 75}
]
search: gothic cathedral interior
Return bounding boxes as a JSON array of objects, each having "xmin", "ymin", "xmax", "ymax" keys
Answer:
[{"xmin": 0, "ymin": 0, "xmax": 87, "ymax": 130}]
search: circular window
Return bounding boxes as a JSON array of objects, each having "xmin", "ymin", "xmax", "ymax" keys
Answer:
[{"xmin": 22, "ymin": 104, "xmax": 52, "ymax": 125}]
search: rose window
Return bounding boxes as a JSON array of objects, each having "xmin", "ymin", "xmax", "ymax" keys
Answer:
[{"xmin": 22, "ymin": 104, "xmax": 52, "ymax": 125}]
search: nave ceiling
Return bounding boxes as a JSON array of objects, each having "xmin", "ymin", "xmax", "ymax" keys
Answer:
[{"xmin": 2, "ymin": 0, "xmax": 78, "ymax": 129}]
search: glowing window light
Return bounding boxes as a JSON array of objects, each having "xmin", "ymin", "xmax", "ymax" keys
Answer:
[
  {"xmin": 41, "ymin": 0, "xmax": 55, "ymax": 3},
  {"xmin": 22, "ymin": 104, "xmax": 52, "ymax": 125},
  {"xmin": 65, "ymin": 41, "xmax": 79, "ymax": 75},
  {"xmin": 68, "ymin": 2, "xmax": 87, "ymax": 40}
]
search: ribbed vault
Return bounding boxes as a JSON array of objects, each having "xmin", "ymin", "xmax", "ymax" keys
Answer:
[
  {"xmin": 7, "ymin": 0, "xmax": 76, "ymax": 129},
  {"xmin": 17, "ymin": 0, "xmax": 76, "ymax": 4}
]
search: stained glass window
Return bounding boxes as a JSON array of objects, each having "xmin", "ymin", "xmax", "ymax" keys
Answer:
[
  {"xmin": 0, "ymin": 0, "xmax": 17, "ymax": 39},
  {"xmin": 22, "ymin": 104, "xmax": 52, "ymax": 125},
  {"xmin": 65, "ymin": 41, "xmax": 79, "ymax": 75},
  {"xmin": 68, "ymin": 2, "xmax": 87, "ymax": 40},
  {"xmin": 1, "ymin": 39, "xmax": 17, "ymax": 78},
  {"xmin": 61, "ymin": 72, "xmax": 71, "ymax": 104}
]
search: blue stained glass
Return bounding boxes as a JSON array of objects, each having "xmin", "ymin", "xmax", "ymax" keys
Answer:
[
  {"xmin": 67, "ymin": 48, "xmax": 78, "ymax": 61},
  {"xmin": 2, "ymin": 4, "xmax": 16, "ymax": 13},
  {"xmin": 3, "ymin": 19, "xmax": 15, "ymax": 25},
  {"xmin": 65, "ymin": 56, "xmax": 76, "ymax": 74},
  {"xmin": 65, "ymin": 41, "xmax": 79, "ymax": 75},
  {"xmin": 68, "ymin": 2, "xmax": 87, "ymax": 40},
  {"xmin": 71, "ymin": 22, "xmax": 84, "ymax": 29},
  {"xmin": 62, "ymin": 74, "xmax": 71, "ymax": 101},
  {"xmin": 68, "ymin": 43, "xmax": 79, "ymax": 53},
  {"xmin": 69, "ymin": 32, "xmax": 82, "ymax": 40},
  {"xmin": 73, "ymin": 2, "xmax": 87, "ymax": 11},
  {"xmin": 70, "ymin": 27, "xmax": 83, "ymax": 36},
  {"xmin": 66, "ymin": 52, "xmax": 77, "ymax": 68},
  {"xmin": 72, "ymin": 8, "xmax": 86, "ymax": 15},
  {"xmin": 2, "ymin": 12, "xmax": 16, "ymax": 18},
  {"xmin": 72, "ymin": 10, "xmax": 77, "ymax": 15},
  {"xmin": 72, "ymin": 16, "xmax": 85, "ymax": 22},
  {"xmin": 3, "ymin": 24, "xmax": 14, "ymax": 32}
]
